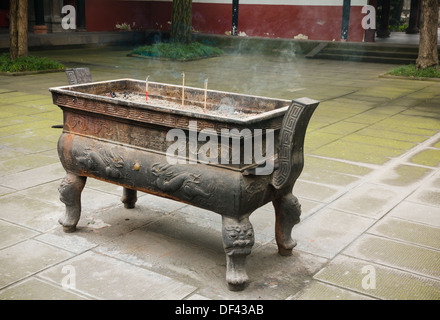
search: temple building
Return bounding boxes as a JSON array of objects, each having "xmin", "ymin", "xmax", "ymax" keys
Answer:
[{"xmin": 0, "ymin": 0, "xmax": 424, "ymax": 43}]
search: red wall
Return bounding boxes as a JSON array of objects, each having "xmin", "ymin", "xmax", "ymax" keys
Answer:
[
  {"xmin": 236, "ymin": 5, "xmax": 345, "ymax": 40},
  {"xmin": 85, "ymin": 0, "xmax": 171, "ymax": 32},
  {"xmin": 0, "ymin": 10, "xmax": 8, "ymax": 27},
  {"xmin": 195, "ymin": 3, "xmax": 366, "ymax": 42},
  {"xmin": 348, "ymin": 6, "xmax": 367, "ymax": 42},
  {"xmin": 192, "ymin": 3, "xmax": 231, "ymax": 35},
  {"xmin": 85, "ymin": 1, "xmax": 366, "ymax": 42}
]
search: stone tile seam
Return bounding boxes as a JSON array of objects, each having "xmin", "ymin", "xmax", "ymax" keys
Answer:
[
  {"xmin": 0, "ymin": 145, "xmax": 58, "ymax": 158},
  {"xmin": 181, "ymin": 288, "xmax": 207, "ymax": 301},
  {"xmin": 306, "ymin": 205, "xmax": 379, "ymax": 223},
  {"xmin": 0, "ymin": 222, "xmax": 43, "ymax": 251},
  {"xmin": 305, "ymin": 278, "xmax": 380, "ymax": 300},
  {"xmin": 296, "ymin": 165, "xmax": 440, "ymax": 283},
  {"xmin": 317, "ymin": 89, "xmax": 361, "ymax": 105},
  {"xmin": 0, "ymin": 116, "xmax": 54, "ymax": 128},
  {"xmin": 321, "ymin": 181, "xmax": 440, "ymax": 267},
  {"xmin": 33, "ymin": 274, "xmax": 100, "ymax": 300},
  {"xmin": 33, "ymin": 233, "xmax": 100, "ymax": 256},
  {"xmin": 0, "ymin": 164, "xmax": 64, "ymax": 189},
  {"xmin": 297, "ymin": 174, "xmax": 367, "ymax": 188},
  {"xmin": 404, "ymin": 199, "xmax": 440, "ymax": 212},
  {"xmin": 305, "ymin": 154, "xmax": 380, "ymax": 171},
  {"xmin": 0, "ymin": 176, "xmax": 60, "ymax": 191},
  {"xmin": 334, "ymin": 181, "xmax": 439, "ymax": 246},
  {"xmin": 5, "ymin": 276, "xmax": 94, "ymax": 300},
  {"xmin": 24, "ymin": 244, "xmax": 195, "ymax": 300},
  {"xmin": 87, "ymin": 248, "xmax": 201, "ymax": 294},
  {"xmin": 311, "ymin": 255, "xmax": 440, "ymax": 300},
  {"xmin": 0, "ymin": 244, "xmax": 76, "ymax": 292},
  {"xmin": 365, "ymin": 227, "xmax": 440, "ymax": 253},
  {"xmin": 294, "ymin": 191, "xmax": 353, "ymax": 224},
  {"xmin": 0, "ymin": 216, "xmax": 56, "ymax": 238},
  {"xmin": 295, "ymin": 174, "xmax": 408, "ymax": 225},
  {"xmin": 0, "ymin": 90, "xmax": 18, "ymax": 95},
  {"xmin": 331, "ymin": 131, "xmax": 440, "ymax": 195},
  {"xmin": 397, "ymin": 160, "xmax": 440, "ymax": 171},
  {"xmin": 312, "ymin": 120, "xmax": 438, "ymax": 149},
  {"xmin": 0, "ymin": 186, "xmax": 15, "ymax": 195},
  {"xmin": 310, "ymin": 83, "xmax": 431, "ymax": 141},
  {"xmin": 299, "ymin": 251, "xmax": 384, "ymax": 299},
  {"xmin": 336, "ymin": 252, "xmax": 440, "ymax": 283}
]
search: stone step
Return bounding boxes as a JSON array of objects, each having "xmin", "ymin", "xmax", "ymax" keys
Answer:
[
  {"xmin": 305, "ymin": 41, "xmax": 440, "ymax": 64},
  {"xmin": 314, "ymin": 52, "xmax": 416, "ymax": 64},
  {"xmin": 323, "ymin": 47, "xmax": 418, "ymax": 59}
]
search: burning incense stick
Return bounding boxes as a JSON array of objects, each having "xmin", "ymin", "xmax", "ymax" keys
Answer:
[
  {"xmin": 181, "ymin": 72, "xmax": 185, "ymax": 109},
  {"xmin": 145, "ymin": 76, "xmax": 149, "ymax": 101},
  {"xmin": 204, "ymin": 78, "xmax": 208, "ymax": 113}
]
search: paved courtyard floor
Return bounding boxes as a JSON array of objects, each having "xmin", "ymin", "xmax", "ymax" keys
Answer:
[{"xmin": 0, "ymin": 45, "xmax": 439, "ymax": 301}]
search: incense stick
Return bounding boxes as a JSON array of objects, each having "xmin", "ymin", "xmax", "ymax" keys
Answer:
[
  {"xmin": 145, "ymin": 76, "xmax": 149, "ymax": 101},
  {"xmin": 204, "ymin": 78, "xmax": 208, "ymax": 113},
  {"xmin": 181, "ymin": 72, "xmax": 185, "ymax": 109}
]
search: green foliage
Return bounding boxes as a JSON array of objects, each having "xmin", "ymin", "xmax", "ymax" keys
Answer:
[
  {"xmin": 387, "ymin": 64, "xmax": 440, "ymax": 78},
  {"xmin": 131, "ymin": 42, "xmax": 223, "ymax": 61},
  {"xmin": 389, "ymin": 23, "xmax": 408, "ymax": 32},
  {"xmin": 0, "ymin": 53, "xmax": 65, "ymax": 73}
]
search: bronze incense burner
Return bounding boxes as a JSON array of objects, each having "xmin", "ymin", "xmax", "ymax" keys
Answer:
[{"xmin": 50, "ymin": 75, "xmax": 318, "ymax": 291}]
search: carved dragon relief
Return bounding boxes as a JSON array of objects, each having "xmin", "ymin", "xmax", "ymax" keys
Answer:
[
  {"xmin": 76, "ymin": 146, "xmax": 126, "ymax": 179},
  {"xmin": 150, "ymin": 163, "xmax": 215, "ymax": 201}
]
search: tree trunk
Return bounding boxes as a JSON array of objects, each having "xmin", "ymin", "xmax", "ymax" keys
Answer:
[
  {"xmin": 9, "ymin": 0, "xmax": 28, "ymax": 60},
  {"xmin": 9, "ymin": 0, "xmax": 18, "ymax": 60},
  {"xmin": 171, "ymin": 0, "xmax": 192, "ymax": 44},
  {"xmin": 416, "ymin": 0, "xmax": 439, "ymax": 69}
]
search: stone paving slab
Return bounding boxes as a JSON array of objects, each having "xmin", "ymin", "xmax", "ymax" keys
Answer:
[
  {"xmin": 388, "ymin": 201, "xmax": 440, "ymax": 228},
  {"xmin": 38, "ymin": 251, "xmax": 197, "ymax": 300},
  {"xmin": 0, "ymin": 240, "xmax": 74, "ymax": 288},
  {"xmin": 344, "ymin": 234, "xmax": 440, "ymax": 280},
  {"xmin": 0, "ymin": 163, "xmax": 65, "ymax": 190},
  {"xmin": 0, "ymin": 193, "xmax": 63, "ymax": 232},
  {"xmin": 367, "ymin": 216, "xmax": 440, "ymax": 250},
  {"xmin": 289, "ymin": 280, "xmax": 375, "ymax": 300},
  {"xmin": 369, "ymin": 164, "xmax": 434, "ymax": 187},
  {"xmin": 329, "ymin": 183, "xmax": 411, "ymax": 219},
  {"xmin": 291, "ymin": 208, "xmax": 375, "ymax": 259},
  {"xmin": 0, "ymin": 47, "xmax": 439, "ymax": 301},
  {"xmin": 0, "ymin": 153, "xmax": 60, "ymax": 177},
  {"xmin": 0, "ymin": 277, "xmax": 87, "ymax": 300},
  {"xmin": 314, "ymin": 255, "xmax": 440, "ymax": 300},
  {"xmin": 0, "ymin": 220, "xmax": 40, "ymax": 249}
]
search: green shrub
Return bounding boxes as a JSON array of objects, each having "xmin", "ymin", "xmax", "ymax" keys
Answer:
[
  {"xmin": 131, "ymin": 42, "xmax": 224, "ymax": 61},
  {"xmin": 0, "ymin": 53, "xmax": 65, "ymax": 73},
  {"xmin": 387, "ymin": 64, "xmax": 440, "ymax": 79}
]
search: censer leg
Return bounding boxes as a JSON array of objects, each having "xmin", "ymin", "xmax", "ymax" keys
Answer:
[
  {"xmin": 58, "ymin": 173, "xmax": 87, "ymax": 233},
  {"xmin": 121, "ymin": 187, "xmax": 137, "ymax": 209},
  {"xmin": 222, "ymin": 215, "xmax": 255, "ymax": 291},
  {"xmin": 272, "ymin": 193, "xmax": 301, "ymax": 256}
]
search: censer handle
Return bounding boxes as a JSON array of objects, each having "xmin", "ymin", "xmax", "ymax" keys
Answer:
[{"xmin": 271, "ymin": 98, "xmax": 319, "ymax": 190}]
